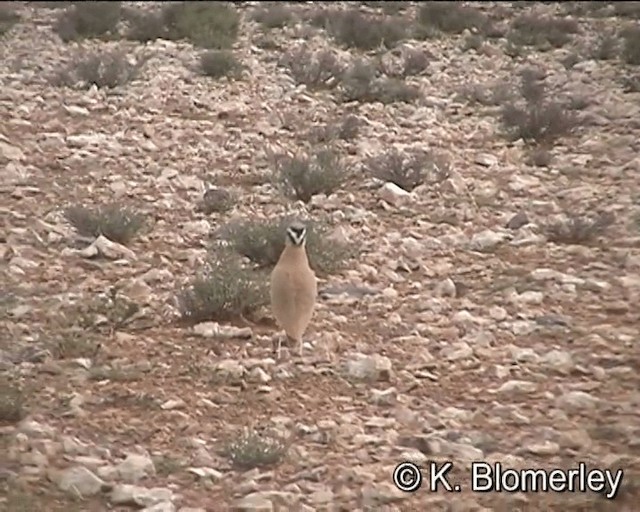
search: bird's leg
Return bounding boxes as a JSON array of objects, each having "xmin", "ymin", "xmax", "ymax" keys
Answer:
[{"xmin": 272, "ymin": 332, "xmax": 284, "ymax": 360}]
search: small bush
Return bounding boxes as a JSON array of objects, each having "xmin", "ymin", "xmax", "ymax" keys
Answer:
[
  {"xmin": 457, "ymin": 81, "xmax": 514, "ymax": 107},
  {"xmin": 401, "ymin": 48, "xmax": 430, "ymax": 76},
  {"xmin": 0, "ymin": 5, "xmax": 20, "ymax": 36},
  {"xmin": 614, "ymin": 2, "xmax": 640, "ymax": 19},
  {"xmin": 366, "ymin": 148, "xmax": 449, "ymax": 191},
  {"xmin": 162, "ymin": 1, "xmax": 239, "ymax": 49},
  {"xmin": 546, "ymin": 212, "xmax": 615, "ymax": 245},
  {"xmin": 341, "ymin": 59, "xmax": 421, "ymax": 104},
  {"xmin": 621, "ymin": 72, "xmax": 640, "ymax": 92},
  {"xmin": 280, "ymin": 46, "xmax": 344, "ymax": 90},
  {"xmin": 177, "ymin": 252, "xmax": 268, "ymax": 323},
  {"xmin": 274, "ymin": 147, "xmax": 347, "ymax": 203},
  {"xmin": 328, "ymin": 10, "xmax": 408, "ymax": 50},
  {"xmin": 0, "ymin": 378, "xmax": 25, "ymax": 423},
  {"xmin": 222, "ymin": 429, "xmax": 288, "ymax": 470},
  {"xmin": 55, "ymin": 1, "xmax": 122, "ymax": 42},
  {"xmin": 220, "ymin": 217, "xmax": 354, "ymax": 275},
  {"xmin": 499, "ymin": 74, "xmax": 579, "ymax": 145},
  {"xmin": 55, "ymin": 49, "xmax": 146, "ymax": 89},
  {"xmin": 622, "ymin": 25, "xmax": 640, "ymax": 65},
  {"xmin": 200, "ymin": 50, "xmax": 243, "ymax": 79},
  {"xmin": 51, "ymin": 330, "xmax": 101, "ymax": 359},
  {"xmin": 252, "ymin": 3, "xmax": 293, "ymax": 29},
  {"xmin": 417, "ymin": 2, "xmax": 489, "ymax": 36},
  {"xmin": 64, "ymin": 203, "xmax": 146, "ymax": 245},
  {"xmin": 507, "ymin": 14, "xmax": 580, "ymax": 50},
  {"xmin": 309, "ymin": 114, "xmax": 361, "ymax": 144},
  {"xmin": 126, "ymin": 9, "xmax": 166, "ymax": 42},
  {"xmin": 197, "ymin": 187, "xmax": 235, "ymax": 214},
  {"xmin": 591, "ymin": 33, "xmax": 620, "ymax": 60}
]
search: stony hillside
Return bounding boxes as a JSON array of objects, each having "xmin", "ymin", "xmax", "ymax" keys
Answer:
[{"xmin": 1, "ymin": 2, "xmax": 640, "ymax": 511}]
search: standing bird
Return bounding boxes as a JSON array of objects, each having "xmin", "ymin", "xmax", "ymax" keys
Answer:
[{"xmin": 270, "ymin": 222, "xmax": 317, "ymax": 359}]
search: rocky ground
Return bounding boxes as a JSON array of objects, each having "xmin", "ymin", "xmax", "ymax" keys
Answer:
[{"xmin": 1, "ymin": 1, "xmax": 640, "ymax": 511}]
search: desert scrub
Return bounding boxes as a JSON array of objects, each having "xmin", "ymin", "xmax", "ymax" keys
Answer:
[
  {"xmin": 200, "ymin": 50, "xmax": 243, "ymax": 78},
  {"xmin": 416, "ymin": 2, "xmax": 489, "ymax": 37},
  {"xmin": 341, "ymin": 58, "xmax": 421, "ymax": 104},
  {"xmin": 545, "ymin": 212, "xmax": 615, "ymax": 245},
  {"xmin": 220, "ymin": 216, "xmax": 354, "ymax": 275},
  {"xmin": 222, "ymin": 429, "xmax": 288, "ymax": 470},
  {"xmin": 64, "ymin": 203, "xmax": 146, "ymax": 244},
  {"xmin": 507, "ymin": 14, "xmax": 580, "ymax": 50},
  {"xmin": 366, "ymin": 147, "xmax": 450, "ymax": 191},
  {"xmin": 177, "ymin": 252, "xmax": 268, "ymax": 323},
  {"xmin": 0, "ymin": 5, "xmax": 20, "ymax": 36},
  {"xmin": 251, "ymin": 2, "xmax": 294, "ymax": 29},
  {"xmin": 55, "ymin": 1, "xmax": 122, "ymax": 41},
  {"xmin": 54, "ymin": 49, "xmax": 147, "ymax": 89},
  {"xmin": 273, "ymin": 147, "xmax": 348, "ymax": 203},
  {"xmin": 162, "ymin": 1, "xmax": 239, "ymax": 49},
  {"xmin": 622, "ymin": 25, "xmax": 640, "ymax": 65},
  {"xmin": 327, "ymin": 10, "xmax": 408, "ymax": 50},
  {"xmin": 279, "ymin": 46, "xmax": 344, "ymax": 90},
  {"xmin": 308, "ymin": 114, "xmax": 361, "ymax": 143},
  {"xmin": 499, "ymin": 72, "xmax": 580, "ymax": 145},
  {"xmin": 125, "ymin": 8, "xmax": 167, "ymax": 42},
  {"xmin": 0, "ymin": 378, "xmax": 26, "ymax": 423}
]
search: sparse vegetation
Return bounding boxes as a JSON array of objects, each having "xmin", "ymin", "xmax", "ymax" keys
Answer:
[
  {"xmin": 366, "ymin": 148, "xmax": 449, "ymax": 191},
  {"xmin": 591, "ymin": 32, "xmax": 620, "ymax": 60},
  {"xmin": 274, "ymin": 147, "xmax": 348, "ymax": 203},
  {"xmin": 0, "ymin": 378, "xmax": 25, "ymax": 423},
  {"xmin": 546, "ymin": 212, "xmax": 615, "ymax": 245},
  {"xmin": 162, "ymin": 1, "xmax": 240, "ymax": 49},
  {"xmin": 51, "ymin": 330, "xmax": 101, "ymax": 359},
  {"xmin": 197, "ymin": 187, "xmax": 235, "ymax": 214},
  {"xmin": 400, "ymin": 48, "xmax": 430, "ymax": 77},
  {"xmin": 54, "ymin": 49, "xmax": 146, "ymax": 89},
  {"xmin": 55, "ymin": 1, "xmax": 122, "ymax": 42},
  {"xmin": 0, "ymin": 5, "xmax": 20, "ymax": 36},
  {"xmin": 220, "ymin": 216, "xmax": 354, "ymax": 274},
  {"xmin": 621, "ymin": 72, "xmax": 640, "ymax": 92},
  {"xmin": 341, "ymin": 58, "xmax": 421, "ymax": 104},
  {"xmin": 200, "ymin": 50, "xmax": 243, "ymax": 79},
  {"xmin": 499, "ymin": 72, "xmax": 580, "ymax": 145},
  {"xmin": 125, "ymin": 8, "xmax": 167, "ymax": 42},
  {"xmin": 457, "ymin": 81, "xmax": 514, "ymax": 107},
  {"xmin": 280, "ymin": 46, "xmax": 344, "ymax": 90},
  {"xmin": 622, "ymin": 25, "xmax": 640, "ymax": 65},
  {"xmin": 328, "ymin": 10, "xmax": 408, "ymax": 51},
  {"xmin": 252, "ymin": 3, "xmax": 294, "ymax": 30},
  {"xmin": 177, "ymin": 252, "xmax": 268, "ymax": 323},
  {"xmin": 222, "ymin": 429, "xmax": 288, "ymax": 470},
  {"xmin": 64, "ymin": 203, "xmax": 146, "ymax": 245},
  {"xmin": 308, "ymin": 114, "xmax": 361, "ymax": 143},
  {"xmin": 507, "ymin": 14, "xmax": 580, "ymax": 50},
  {"xmin": 416, "ymin": 2, "xmax": 489, "ymax": 37}
]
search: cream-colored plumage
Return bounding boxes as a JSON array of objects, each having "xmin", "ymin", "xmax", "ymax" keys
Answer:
[{"xmin": 270, "ymin": 223, "xmax": 317, "ymax": 358}]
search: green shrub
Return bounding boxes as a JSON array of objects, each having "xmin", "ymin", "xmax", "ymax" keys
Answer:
[
  {"xmin": 220, "ymin": 216, "xmax": 354, "ymax": 275},
  {"xmin": 274, "ymin": 147, "xmax": 347, "ymax": 203},
  {"xmin": 177, "ymin": 252, "xmax": 268, "ymax": 323}
]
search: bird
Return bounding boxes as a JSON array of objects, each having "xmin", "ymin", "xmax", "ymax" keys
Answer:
[{"xmin": 270, "ymin": 221, "xmax": 317, "ymax": 360}]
